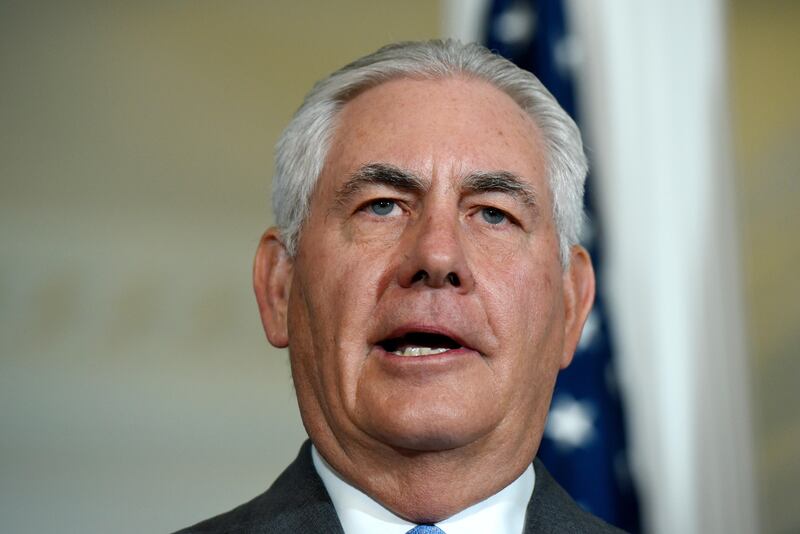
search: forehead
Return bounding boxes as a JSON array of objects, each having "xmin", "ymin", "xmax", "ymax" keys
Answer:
[{"xmin": 322, "ymin": 76, "xmax": 547, "ymax": 191}]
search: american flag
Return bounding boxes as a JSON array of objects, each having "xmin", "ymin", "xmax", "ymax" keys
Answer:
[{"xmin": 485, "ymin": 1, "xmax": 642, "ymax": 531}]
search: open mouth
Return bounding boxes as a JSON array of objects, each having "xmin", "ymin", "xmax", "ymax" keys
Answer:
[{"xmin": 378, "ymin": 332, "xmax": 463, "ymax": 357}]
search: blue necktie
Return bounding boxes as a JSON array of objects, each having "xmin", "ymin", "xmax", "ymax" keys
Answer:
[{"xmin": 405, "ymin": 525, "xmax": 446, "ymax": 534}]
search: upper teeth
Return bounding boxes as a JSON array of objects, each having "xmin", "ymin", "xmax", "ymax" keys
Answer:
[{"xmin": 392, "ymin": 346, "xmax": 450, "ymax": 357}]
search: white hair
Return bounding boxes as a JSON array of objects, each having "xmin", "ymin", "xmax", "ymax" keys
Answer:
[{"xmin": 272, "ymin": 39, "xmax": 587, "ymax": 266}]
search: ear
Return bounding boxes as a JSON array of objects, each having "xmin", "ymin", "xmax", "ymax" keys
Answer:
[
  {"xmin": 253, "ymin": 228, "xmax": 293, "ymax": 348},
  {"xmin": 559, "ymin": 245, "xmax": 596, "ymax": 369}
]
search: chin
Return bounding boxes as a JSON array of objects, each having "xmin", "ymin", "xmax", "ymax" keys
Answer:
[
  {"xmin": 384, "ymin": 433, "xmax": 471, "ymax": 453},
  {"xmin": 364, "ymin": 410, "xmax": 495, "ymax": 453}
]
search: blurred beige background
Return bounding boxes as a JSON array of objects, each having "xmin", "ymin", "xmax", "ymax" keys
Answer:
[
  {"xmin": 0, "ymin": 1, "xmax": 797, "ymax": 533},
  {"xmin": 730, "ymin": 2, "xmax": 800, "ymax": 533}
]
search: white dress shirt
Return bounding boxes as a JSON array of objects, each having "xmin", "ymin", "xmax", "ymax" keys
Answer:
[{"xmin": 311, "ymin": 445, "xmax": 535, "ymax": 534}]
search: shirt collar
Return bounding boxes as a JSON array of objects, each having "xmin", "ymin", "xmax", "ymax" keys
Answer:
[{"xmin": 311, "ymin": 445, "xmax": 535, "ymax": 534}]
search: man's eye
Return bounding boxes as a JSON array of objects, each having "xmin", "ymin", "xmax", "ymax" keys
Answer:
[
  {"xmin": 480, "ymin": 207, "xmax": 507, "ymax": 225},
  {"xmin": 368, "ymin": 199, "xmax": 397, "ymax": 216}
]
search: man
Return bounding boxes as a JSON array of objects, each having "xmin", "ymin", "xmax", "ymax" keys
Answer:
[{"xmin": 178, "ymin": 40, "xmax": 621, "ymax": 533}]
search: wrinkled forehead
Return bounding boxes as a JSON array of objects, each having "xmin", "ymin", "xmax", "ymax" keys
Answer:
[{"xmin": 320, "ymin": 76, "xmax": 549, "ymax": 196}]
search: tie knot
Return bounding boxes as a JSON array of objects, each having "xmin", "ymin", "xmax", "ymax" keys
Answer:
[{"xmin": 406, "ymin": 525, "xmax": 446, "ymax": 534}]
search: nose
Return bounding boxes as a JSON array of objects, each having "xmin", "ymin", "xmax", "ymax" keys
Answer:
[{"xmin": 396, "ymin": 212, "xmax": 475, "ymax": 293}]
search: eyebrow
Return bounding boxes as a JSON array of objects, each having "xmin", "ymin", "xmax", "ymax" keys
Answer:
[
  {"xmin": 333, "ymin": 164, "xmax": 538, "ymax": 210},
  {"xmin": 334, "ymin": 163, "xmax": 428, "ymax": 207},
  {"xmin": 462, "ymin": 170, "xmax": 538, "ymax": 207}
]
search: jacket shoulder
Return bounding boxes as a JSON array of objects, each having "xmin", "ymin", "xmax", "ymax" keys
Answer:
[{"xmin": 525, "ymin": 458, "xmax": 628, "ymax": 534}]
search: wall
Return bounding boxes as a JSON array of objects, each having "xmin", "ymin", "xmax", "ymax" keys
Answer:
[{"xmin": 729, "ymin": 2, "xmax": 800, "ymax": 533}]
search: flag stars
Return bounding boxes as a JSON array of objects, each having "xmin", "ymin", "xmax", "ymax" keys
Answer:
[
  {"xmin": 493, "ymin": 3, "xmax": 537, "ymax": 46},
  {"xmin": 544, "ymin": 395, "xmax": 597, "ymax": 449},
  {"xmin": 553, "ymin": 35, "xmax": 584, "ymax": 76}
]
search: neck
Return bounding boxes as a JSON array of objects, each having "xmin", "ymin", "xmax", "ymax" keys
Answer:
[{"xmin": 312, "ymin": 432, "xmax": 539, "ymax": 523}]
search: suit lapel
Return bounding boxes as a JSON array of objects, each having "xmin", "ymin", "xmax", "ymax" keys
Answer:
[{"xmin": 263, "ymin": 440, "xmax": 345, "ymax": 533}]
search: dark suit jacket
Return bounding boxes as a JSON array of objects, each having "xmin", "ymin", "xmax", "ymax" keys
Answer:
[{"xmin": 176, "ymin": 440, "xmax": 625, "ymax": 533}]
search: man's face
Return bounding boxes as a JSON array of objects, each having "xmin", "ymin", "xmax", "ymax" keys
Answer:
[{"xmin": 258, "ymin": 77, "xmax": 592, "ymax": 467}]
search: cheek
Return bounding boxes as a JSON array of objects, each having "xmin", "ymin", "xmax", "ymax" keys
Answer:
[
  {"xmin": 485, "ymin": 249, "xmax": 552, "ymax": 316},
  {"xmin": 298, "ymin": 233, "xmax": 364, "ymax": 313},
  {"xmin": 311, "ymin": 245, "xmax": 392, "ymax": 320},
  {"xmin": 475, "ymin": 258, "xmax": 564, "ymax": 431},
  {"xmin": 289, "ymin": 234, "xmax": 394, "ymax": 382},
  {"xmin": 314, "ymin": 222, "xmax": 403, "ymax": 317},
  {"xmin": 481, "ymin": 251, "xmax": 564, "ymax": 364}
]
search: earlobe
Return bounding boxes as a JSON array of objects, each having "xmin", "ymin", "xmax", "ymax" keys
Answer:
[
  {"xmin": 560, "ymin": 245, "xmax": 596, "ymax": 369},
  {"xmin": 253, "ymin": 228, "xmax": 293, "ymax": 348}
]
